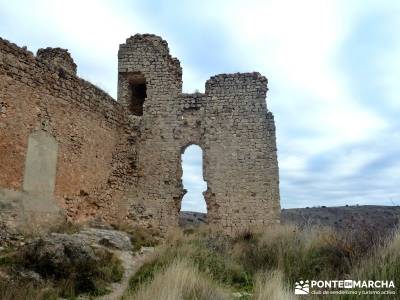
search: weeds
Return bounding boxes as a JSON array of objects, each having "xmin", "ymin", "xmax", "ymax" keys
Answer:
[
  {"xmin": 253, "ymin": 270, "xmax": 295, "ymax": 300},
  {"xmin": 112, "ymin": 223, "xmax": 160, "ymax": 251},
  {"xmin": 124, "ymin": 259, "xmax": 229, "ymax": 300},
  {"xmin": 126, "ymin": 224, "xmax": 400, "ymax": 299},
  {"xmin": 339, "ymin": 229, "xmax": 400, "ymax": 299},
  {"xmin": 0, "ymin": 281, "xmax": 59, "ymax": 300},
  {"xmin": 0, "ymin": 244, "xmax": 124, "ymax": 299}
]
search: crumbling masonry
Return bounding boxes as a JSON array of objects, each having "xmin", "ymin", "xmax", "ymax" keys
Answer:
[{"xmin": 0, "ymin": 34, "xmax": 280, "ymax": 234}]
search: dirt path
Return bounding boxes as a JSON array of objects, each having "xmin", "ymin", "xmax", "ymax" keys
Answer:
[{"xmin": 95, "ymin": 248, "xmax": 153, "ymax": 300}]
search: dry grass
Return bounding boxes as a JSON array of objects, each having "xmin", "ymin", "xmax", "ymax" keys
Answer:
[
  {"xmin": 124, "ymin": 259, "xmax": 229, "ymax": 300},
  {"xmin": 253, "ymin": 270, "xmax": 295, "ymax": 300},
  {"xmin": 3, "ymin": 222, "xmax": 398, "ymax": 300},
  {"xmin": 340, "ymin": 229, "xmax": 400, "ymax": 299},
  {"xmin": 0, "ymin": 281, "xmax": 58, "ymax": 300},
  {"xmin": 112, "ymin": 223, "xmax": 161, "ymax": 251},
  {"xmin": 126, "ymin": 224, "xmax": 400, "ymax": 299},
  {"xmin": 232, "ymin": 224, "xmax": 353, "ymax": 284}
]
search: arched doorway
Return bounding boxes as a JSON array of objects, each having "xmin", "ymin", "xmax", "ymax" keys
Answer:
[{"xmin": 180, "ymin": 144, "xmax": 208, "ymax": 226}]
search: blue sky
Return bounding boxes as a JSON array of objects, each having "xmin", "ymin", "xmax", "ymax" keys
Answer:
[{"xmin": 1, "ymin": 0, "xmax": 399, "ymax": 211}]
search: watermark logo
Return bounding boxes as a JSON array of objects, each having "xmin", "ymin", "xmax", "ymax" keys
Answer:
[
  {"xmin": 295, "ymin": 280, "xmax": 310, "ymax": 295},
  {"xmin": 294, "ymin": 280, "xmax": 395, "ymax": 296}
]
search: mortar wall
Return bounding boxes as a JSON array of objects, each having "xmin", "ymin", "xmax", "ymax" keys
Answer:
[
  {"xmin": 0, "ymin": 34, "xmax": 280, "ymax": 236},
  {"xmin": 118, "ymin": 35, "xmax": 280, "ymax": 234},
  {"xmin": 0, "ymin": 38, "xmax": 134, "ymax": 228}
]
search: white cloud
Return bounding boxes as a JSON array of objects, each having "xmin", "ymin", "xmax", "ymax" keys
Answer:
[
  {"xmin": 198, "ymin": 0, "xmax": 396, "ymax": 209},
  {"xmin": 0, "ymin": 0, "xmax": 154, "ymax": 97}
]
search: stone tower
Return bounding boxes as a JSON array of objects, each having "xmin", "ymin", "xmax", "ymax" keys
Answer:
[{"xmin": 117, "ymin": 34, "xmax": 280, "ymax": 233}]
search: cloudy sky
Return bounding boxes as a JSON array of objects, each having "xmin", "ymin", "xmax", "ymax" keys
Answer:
[{"xmin": 1, "ymin": 0, "xmax": 399, "ymax": 211}]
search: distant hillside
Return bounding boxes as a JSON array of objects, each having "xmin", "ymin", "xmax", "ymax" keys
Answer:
[
  {"xmin": 180, "ymin": 205, "xmax": 400, "ymax": 236},
  {"xmin": 179, "ymin": 211, "xmax": 208, "ymax": 227}
]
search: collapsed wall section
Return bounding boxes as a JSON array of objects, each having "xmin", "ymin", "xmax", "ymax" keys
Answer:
[
  {"xmin": 173, "ymin": 76, "xmax": 281, "ymax": 233},
  {"xmin": 0, "ymin": 38, "xmax": 135, "ymax": 231},
  {"xmin": 204, "ymin": 73, "xmax": 280, "ymax": 232}
]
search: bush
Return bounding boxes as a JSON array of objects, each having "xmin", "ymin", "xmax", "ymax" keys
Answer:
[
  {"xmin": 7, "ymin": 236, "xmax": 124, "ymax": 298},
  {"xmin": 36, "ymin": 249, "xmax": 122, "ymax": 297},
  {"xmin": 127, "ymin": 228, "xmax": 251, "ymax": 294},
  {"xmin": 127, "ymin": 256, "xmax": 166, "ymax": 293},
  {"xmin": 112, "ymin": 224, "xmax": 160, "ymax": 251},
  {"xmin": 126, "ymin": 225, "xmax": 400, "ymax": 300},
  {"xmin": 231, "ymin": 225, "xmax": 352, "ymax": 284}
]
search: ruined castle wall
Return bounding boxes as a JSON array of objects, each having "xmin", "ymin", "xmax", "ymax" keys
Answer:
[
  {"xmin": 118, "ymin": 35, "xmax": 280, "ymax": 234},
  {"xmin": 203, "ymin": 74, "xmax": 280, "ymax": 232},
  {"xmin": 1, "ymin": 33, "xmax": 280, "ymax": 235},
  {"xmin": 173, "ymin": 75, "xmax": 280, "ymax": 233},
  {"xmin": 118, "ymin": 35, "xmax": 184, "ymax": 230},
  {"xmin": 0, "ymin": 38, "xmax": 132, "ymax": 228}
]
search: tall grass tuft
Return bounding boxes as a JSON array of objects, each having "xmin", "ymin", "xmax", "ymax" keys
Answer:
[
  {"xmin": 125, "ymin": 224, "xmax": 400, "ymax": 300},
  {"xmin": 124, "ymin": 259, "xmax": 229, "ymax": 300},
  {"xmin": 253, "ymin": 270, "xmax": 295, "ymax": 300},
  {"xmin": 339, "ymin": 229, "xmax": 400, "ymax": 299},
  {"xmin": 232, "ymin": 225, "xmax": 352, "ymax": 284}
]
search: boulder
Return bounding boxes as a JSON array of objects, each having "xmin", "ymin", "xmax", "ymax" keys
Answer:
[
  {"xmin": 75, "ymin": 228, "xmax": 132, "ymax": 251},
  {"xmin": 14, "ymin": 268, "xmax": 43, "ymax": 284}
]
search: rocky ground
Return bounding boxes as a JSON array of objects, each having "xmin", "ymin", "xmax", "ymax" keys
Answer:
[
  {"xmin": 0, "ymin": 224, "xmax": 155, "ymax": 299},
  {"xmin": 180, "ymin": 205, "xmax": 400, "ymax": 237}
]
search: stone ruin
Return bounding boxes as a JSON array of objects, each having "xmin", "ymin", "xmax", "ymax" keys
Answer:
[{"xmin": 0, "ymin": 34, "xmax": 280, "ymax": 235}]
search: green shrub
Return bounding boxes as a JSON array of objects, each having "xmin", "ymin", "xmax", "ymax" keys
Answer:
[
  {"xmin": 112, "ymin": 223, "xmax": 160, "ymax": 251},
  {"xmin": 127, "ymin": 228, "xmax": 252, "ymax": 294},
  {"xmin": 55, "ymin": 249, "xmax": 123, "ymax": 297},
  {"xmin": 128, "ymin": 259, "xmax": 165, "ymax": 293},
  {"xmin": 13, "ymin": 245, "xmax": 123, "ymax": 298}
]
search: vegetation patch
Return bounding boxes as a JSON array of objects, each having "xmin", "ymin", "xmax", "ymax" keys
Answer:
[
  {"xmin": 124, "ymin": 259, "xmax": 229, "ymax": 300},
  {"xmin": 112, "ymin": 224, "xmax": 160, "ymax": 251},
  {"xmin": 0, "ymin": 237, "xmax": 124, "ymax": 299},
  {"xmin": 126, "ymin": 225, "xmax": 400, "ymax": 300}
]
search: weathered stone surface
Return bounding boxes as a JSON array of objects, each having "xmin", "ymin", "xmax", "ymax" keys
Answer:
[
  {"xmin": 36, "ymin": 47, "xmax": 77, "ymax": 75},
  {"xmin": 14, "ymin": 269, "xmax": 43, "ymax": 284},
  {"xmin": 0, "ymin": 36, "xmax": 131, "ymax": 227},
  {"xmin": 0, "ymin": 33, "xmax": 280, "ymax": 235},
  {"xmin": 0, "ymin": 221, "xmax": 24, "ymax": 247},
  {"xmin": 76, "ymin": 228, "xmax": 132, "ymax": 251},
  {"xmin": 119, "ymin": 35, "xmax": 280, "ymax": 234}
]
